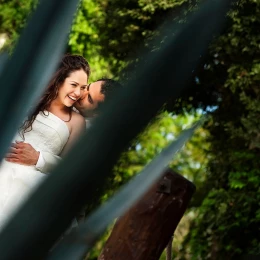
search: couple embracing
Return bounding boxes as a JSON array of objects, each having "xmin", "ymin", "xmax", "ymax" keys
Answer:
[{"xmin": 0, "ymin": 54, "xmax": 121, "ymax": 230}]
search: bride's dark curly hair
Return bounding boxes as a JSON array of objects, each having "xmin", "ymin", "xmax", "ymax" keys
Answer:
[{"xmin": 20, "ymin": 54, "xmax": 90, "ymax": 137}]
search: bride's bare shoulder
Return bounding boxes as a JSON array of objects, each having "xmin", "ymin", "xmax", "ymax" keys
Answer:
[{"xmin": 71, "ymin": 111, "xmax": 85, "ymax": 126}]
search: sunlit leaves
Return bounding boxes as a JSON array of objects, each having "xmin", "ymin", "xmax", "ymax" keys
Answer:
[
  {"xmin": 184, "ymin": 1, "xmax": 260, "ymax": 258},
  {"xmin": 0, "ymin": 0, "xmax": 37, "ymax": 51},
  {"xmin": 68, "ymin": 0, "xmax": 113, "ymax": 80}
]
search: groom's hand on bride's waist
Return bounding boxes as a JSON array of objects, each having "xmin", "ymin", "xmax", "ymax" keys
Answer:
[{"xmin": 5, "ymin": 141, "xmax": 40, "ymax": 166}]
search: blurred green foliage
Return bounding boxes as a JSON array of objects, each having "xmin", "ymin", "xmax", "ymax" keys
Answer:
[
  {"xmin": 177, "ymin": 0, "xmax": 260, "ymax": 259},
  {"xmin": 0, "ymin": 0, "xmax": 37, "ymax": 51},
  {"xmin": 68, "ymin": 0, "xmax": 114, "ymax": 80},
  {"xmin": 86, "ymin": 111, "xmax": 208, "ymax": 259},
  {"xmin": 0, "ymin": 0, "xmax": 259, "ymax": 259}
]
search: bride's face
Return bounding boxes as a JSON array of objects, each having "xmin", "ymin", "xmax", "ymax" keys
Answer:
[{"xmin": 56, "ymin": 69, "xmax": 88, "ymax": 107}]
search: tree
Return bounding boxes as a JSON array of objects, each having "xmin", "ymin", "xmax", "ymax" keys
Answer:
[
  {"xmin": 1, "ymin": 0, "xmax": 259, "ymax": 258},
  {"xmin": 178, "ymin": 1, "xmax": 260, "ymax": 258},
  {"xmin": 84, "ymin": 0, "xmax": 260, "ymax": 258},
  {"xmin": 68, "ymin": 0, "xmax": 114, "ymax": 80},
  {"xmin": 92, "ymin": 0, "xmax": 197, "ymax": 74},
  {"xmin": 86, "ymin": 111, "xmax": 209, "ymax": 259},
  {"xmin": 0, "ymin": 0, "xmax": 37, "ymax": 51}
]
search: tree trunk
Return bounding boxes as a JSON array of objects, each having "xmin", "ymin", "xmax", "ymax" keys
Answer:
[{"xmin": 98, "ymin": 168, "xmax": 196, "ymax": 260}]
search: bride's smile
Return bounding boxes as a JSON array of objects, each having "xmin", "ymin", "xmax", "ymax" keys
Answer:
[{"xmin": 55, "ymin": 69, "xmax": 88, "ymax": 108}]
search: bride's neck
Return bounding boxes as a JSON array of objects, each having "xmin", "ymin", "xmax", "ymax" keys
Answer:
[{"xmin": 48, "ymin": 102, "xmax": 70, "ymax": 115}]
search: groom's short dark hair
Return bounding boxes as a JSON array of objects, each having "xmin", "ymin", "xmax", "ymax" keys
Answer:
[{"xmin": 97, "ymin": 78, "xmax": 123, "ymax": 101}]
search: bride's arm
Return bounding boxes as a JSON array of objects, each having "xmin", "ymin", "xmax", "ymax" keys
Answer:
[{"xmin": 60, "ymin": 113, "xmax": 86, "ymax": 156}]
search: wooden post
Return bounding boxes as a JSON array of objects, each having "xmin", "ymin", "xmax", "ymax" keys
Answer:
[{"xmin": 98, "ymin": 168, "xmax": 196, "ymax": 260}]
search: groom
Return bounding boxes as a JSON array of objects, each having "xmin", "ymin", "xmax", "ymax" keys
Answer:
[{"xmin": 5, "ymin": 78, "xmax": 122, "ymax": 173}]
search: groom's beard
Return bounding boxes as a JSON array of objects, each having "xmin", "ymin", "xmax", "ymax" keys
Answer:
[
  {"xmin": 81, "ymin": 109, "xmax": 98, "ymax": 118},
  {"xmin": 72, "ymin": 106, "xmax": 92, "ymax": 117}
]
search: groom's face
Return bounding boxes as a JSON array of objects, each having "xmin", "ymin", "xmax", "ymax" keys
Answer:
[{"xmin": 74, "ymin": 80, "xmax": 105, "ymax": 117}]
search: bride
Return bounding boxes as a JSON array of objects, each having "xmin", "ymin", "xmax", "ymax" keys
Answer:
[{"xmin": 0, "ymin": 54, "xmax": 90, "ymax": 230}]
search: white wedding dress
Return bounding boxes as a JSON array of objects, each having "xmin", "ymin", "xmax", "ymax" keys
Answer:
[{"xmin": 0, "ymin": 111, "xmax": 70, "ymax": 230}]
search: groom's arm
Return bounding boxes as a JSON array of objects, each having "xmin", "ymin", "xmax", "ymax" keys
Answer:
[
  {"xmin": 37, "ymin": 151, "xmax": 62, "ymax": 173},
  {"xmin": 6, "ymin": 119, "xmax": 90, "ymax": 172},
  {"xmin": 5, "ymin": 141, "xmax": 61, "ymax": 173}
]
